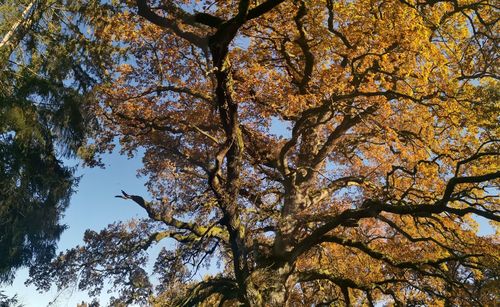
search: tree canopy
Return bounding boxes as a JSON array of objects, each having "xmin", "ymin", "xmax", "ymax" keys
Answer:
[
  {"xmin": 0, "ymin": 0, "xmax": 116, "ymax": 284},
  {"xmin": 23, "ymin": 0, "xmax": 500, "ymax": 306}
]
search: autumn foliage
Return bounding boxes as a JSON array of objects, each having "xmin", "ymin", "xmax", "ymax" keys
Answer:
[{"xmin": 28, "ymin": 0, "xmax": 499, "ymax": 306}]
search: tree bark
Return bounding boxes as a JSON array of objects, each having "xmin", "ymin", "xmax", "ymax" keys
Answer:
[
  {"xmin": 0, "ymin": 1, "xmax": 39, "ymax": 64},
  {"xmin": 245, "ymin": 263, "xmax": 294, "ymax": 307}
]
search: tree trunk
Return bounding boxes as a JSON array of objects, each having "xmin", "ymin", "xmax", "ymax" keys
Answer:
[
  {"xmin": 245, "ymin": 264, "xmax": 294, "ymax": 307},
  {"xmin": 0, "ymin": 1, "xmax": 39, "ymax": 65}
]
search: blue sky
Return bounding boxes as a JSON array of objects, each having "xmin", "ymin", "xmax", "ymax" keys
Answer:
[{"xmin": 3, "ymin": 150, "xmax": 151, "ymax": 306}]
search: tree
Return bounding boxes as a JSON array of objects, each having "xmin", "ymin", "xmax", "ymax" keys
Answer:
[
  {"xmin": 0, "ymin": 0, "xmax": 116, "ymax": 283},
  {"xmin": 28, "ymin": 0, "xmax": 498, "ymax": 305},
  {"xmin": 0, "ymin": 290, "xmax": 21, "ymax": 307}
]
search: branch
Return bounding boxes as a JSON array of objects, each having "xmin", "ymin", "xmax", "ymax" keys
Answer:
[
  {"xmin": 320, "ymin": 235, "xmax": 482, "ymax": 273},
  {"xmin": 303, "ymin": 105, "xmax": 377, "ymax": 182},
  {"xmin": 291, "ymin": 168, "xmax": 500, "ymax": 260},
  {"xmin": 122, "ymin": 85, "xmax": 212, "ymax": 103},
  {"xmin": 175, "ymin": 277, "xmax": 239, "ymax": 307},
  {"xmin": 116, "ymin": 191, "xmax": 229, "ymax": 243},
  {"xmin": 136, "ymin": 0, "xmax": 207, "ymax": 48},
  {"xmin": 454, "ymin": 139, "xmax": 500, "ymax": 176},
  {"xmin": 325, "ymin": 0, "xmax": 352, "ymax": 48},
  {"xmin": 0, "ymin": 1, "xmax": 41, "ymax": 70},
  {"xmin": 247, "ymin": 0, "xmax": 286, "ymax": 20},
  {"xmin": 293, "ymin": 0, "xmax": 315, "ymax": 93},
  {"xmin": 279, "ymin": 88, "xmax": 417, "ymax": 178},
  {"xmin": 440, "ymin": 171, "xmax": 500, "ymax": 206},
  {"xmin": 297, "ymin": 269, "xmax": 405, "ymax": 291}
]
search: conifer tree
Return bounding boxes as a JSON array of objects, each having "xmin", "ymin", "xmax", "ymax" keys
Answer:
[{"xmin": 0, "ymin": 0, "xmax": 116, "ymax": 283}]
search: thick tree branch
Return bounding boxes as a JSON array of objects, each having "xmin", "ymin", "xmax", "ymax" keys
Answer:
[
  {"xmin": 440, "ymin": 171, "xmax": 500, "ymax": 206},
  {"xmin": 175, "ymin": 277, "xmax": 239, "ymax": 307},
  {"xmin": 136, "ymin": 0, "xmax": 207, "ymax": 48},
  {"xmin": 247, "ymin": 0, "xmax": 286, "ymax": 20},
  {"xmin": 116, "ymin": 191, "xmax": 229, "ymax": 243}
]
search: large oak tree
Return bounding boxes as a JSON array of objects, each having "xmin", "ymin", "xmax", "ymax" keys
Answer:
[{"xmin": 29, "ymin": 0, "xmax": 498, "ymax": 306}]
